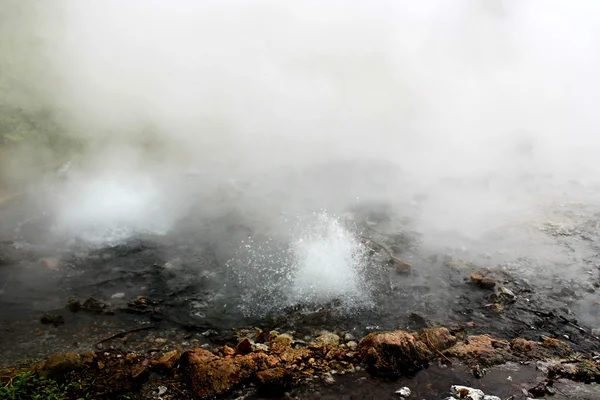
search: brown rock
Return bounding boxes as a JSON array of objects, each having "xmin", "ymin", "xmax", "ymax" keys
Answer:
[
  {"xmin": 80, "ymin": 351, "xmax": 97, "ymax": 364},
  {"xmin": 236, "ymin": 338, "xmax": 253, "ymax": 355},
  {"xmin": 541, "ymin": 337, "xmax": 572, "ymax": 357},
  {"xmin": 255, "ymin": 329, "xmax": 266, "ymax": 343},
  {"xmin": 393, "ymin": 259, "xmax": 412, "ymax": 275},
  {"xmin": 312, "ymin": 331, "xmax": 340, "ymax": 353},
  {"xmin": 444, "ymin": 335, "xmax": 510, "ymax": 366},
  {"xmin": 269, "ymin": 333, "xmax": 294, "ymax": 353},
  {"xmin": 256, "ymin": 367, "xmax": 291, "ymax": 397},
  {"xmin": 470, "ymin": 273, "xmax": 496, "ymax": 289},
  {"xmin": 41, "ymin": 352, "xmax": 82, "ymax": 381},
  {"xmin": 222, "ymin": 345, "xmax": 235, "ymax": 357},
  {"xmin": 419, "ymin": 327, "xmax": 457, "ymax": 352},
  {"xmin": 180, "ymin": 349, "xmax": 241, "ymax": 398},
  {"xmin": 358, "ymin": 330, "xmax": 432, "ymax": 376},
  {"xmin": 487, "ymin": 303, "xmax": 504, "ymax": 313},
  {"xmin": 152, "ymin": 350, "xmax": 180, "ymax": 371}
]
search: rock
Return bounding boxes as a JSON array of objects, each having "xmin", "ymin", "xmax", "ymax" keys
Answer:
[
  {"xmin": 82, "ymin": 297, "xmax": 110, "ymax": 313},
  {"xmin": 235, "ymin": 338, "xmax": 253, "ymax": 355},
  {"xmin": 66, "ymin": 297, "xmax": 82, "ymax": 312},
  {"xmin": 269, "ymin": 333, "xmax": 294, "ymax": 354},
  {"xmin": 358, "ymin": 330, "xmax": 432, "ymax": 377},
  {"xmin": 444, "ymin": 335, "xmax": 510, "ymax": 366},
  {"xmin": 256, "ymin": 367, "xmax": 291, "ymax": 397},
  {"xmin": 313, "ymin": 331, "xmax": 340, "ymax": 350},
  {"xmin": 492, "ymin": 287, "xmax": 517, "ymax": 304},
  {"xmin": 223, "ymin": 345, "xmax": 235, "ymax": 357},
  {"xmin": 395, "ymin": 386, "xmax": 411, "ymax": 397},
  {"xmin": 346, "ymin": 341, "xmax": 358, "ymax": 350},
  {"xmin": 511, "ymin": 337, "xmax": 571, "ymax": 359},
  {"xmin": 180, "ymin": 349, "xmax": 242, "ymax": 398},
  {"xmin": 419, "ymin": 327, "xmax": 457, "ymax": 352},
  {"xmin": 393, "ymin": 259, "xmax": 412, "ymax": 274},
  {"xmin": 451, "ymin": 385, "xmax": 485, "ymax": 400},
  {"xmin": 80, "ymin": 351, "xmax": 96, "ymax": 364},
  {"xmin": 154, "ymin": 338, "xmax": 168, "ymax": 346},
  {"xmin": 486, "ymin": 303, "xmax": 504, "ymax": 313},
  {"xmin": 41, "ymin": 352, "xmax": 82, "ymax": 381},
  {"xmin": 470, "ymin": 273, "xmax": 496, "ymax": 289},
  {"xmin": 157, "ymin": 386, "xmax": 168, "ymax": 396},
  {"xmin": 344, "ymin": 333, "xmax": 356, "ymax": 342},
  {"xmin": 152, "ymin": 350, "xmax": 180, "ymax": 371},
  {"xmin": 40, "ymin": 312, "xmax": 64, "ymax": 326},
  {"xmin": 255, "ymin": 329, "xmax": 266, "ymax": 343}
]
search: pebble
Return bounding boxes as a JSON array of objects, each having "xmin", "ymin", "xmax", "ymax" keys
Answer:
[
  {"xmin": 395, "ymin": 387, "xmax": 411, "ymax": 397},
  {"xmin": 344, "ymin": 333, "xmax": 356, "ymax": 342},
  {"xmin": 157, "ymin": 385, "xmax": 167, "ymax": 396}
]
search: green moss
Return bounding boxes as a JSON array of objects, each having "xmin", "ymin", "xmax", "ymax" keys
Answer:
[{"xmin": 0, "ymin": 371, "xmax": 86, "ymax": 400}]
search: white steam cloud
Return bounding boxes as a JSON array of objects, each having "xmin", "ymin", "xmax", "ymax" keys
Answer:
[{"xmin": 4, "ymin": 1, "xmax": 600, "ymax": 305}]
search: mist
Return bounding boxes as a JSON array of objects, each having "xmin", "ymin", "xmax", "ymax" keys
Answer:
[{"xmin": 3, "ymin": 0, "xmax": 600, "ymax": 312}]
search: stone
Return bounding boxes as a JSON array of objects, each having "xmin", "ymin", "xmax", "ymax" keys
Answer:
[
  {"xmin": 180, "ymin": 349, "xmax": 242, "ymax": 398},
  {"xmin": 346, "ymin": 341, "xmax": 358, "ymax": 350},
  {"xmin": 222, "ymin": 345, "xmax": 235, "ymax": 357},
  {"xmin": 343, "ymin": 333, "xmax": 356, "ymax": 342},
  {"xmin": 444, "ymin": 335, "xmax": 510, "ymax": 366},
  {"xmin": 82, "ymin": 297, "xmax": 109, "ymax": 313},
  {"xmin": 152, "ymin": 350, "xmax": 180, "ymax": 371},
  {"xmin": 41, "ymin": 352, "xmax": 82, "ymax": 381},
  {"xmin": 470, "ymin": 273, "xmax": 496, "ymax": 289},
  {"xmin": 393, "ymin": 259, "xmax": 412, "ymax": 274},
  {"xmin": 487, "ymin": 303, "xmax": 504, "ymax": 313},
  {"xmin": 395, "ymin": 386, "xmax": 411, "ymax": 397},
  {"xmin": 154, "ymin": 338, "xmax": 168, "ymax": 346},
  {"xmin": 358, "ymin": 330, "xmax": 432, "ymax": 377},
  {"xmin": 419, "ymin": 327, "xmax": 457, "ymax": 352},
  {"xmin": 313, "ymin": 331, "xmax": 340, "ymax": 351},
  {"xmin": 451, "ymin": 385, "xmax": 485, "ymax": 400},
  {"xmin": 40, "ymin": 312, "xmax": 64, "ymax": 326},
  {"xmin": 235, "ymin": 338, "xmax": 253, "ymax": 355},
  {"xmin": 256, "ymin": 367, "xmax": 291, "ymax": 397},
  {"xmin": 80, "ymin": 351, "xmax": 96, "ymax": 364},
  {"xmin": 269, "ymin": 333, "xmax": 294, "ymax": 353}
]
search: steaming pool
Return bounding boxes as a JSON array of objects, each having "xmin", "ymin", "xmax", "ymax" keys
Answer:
[{"xmin": 1, "ymin": 164, "xmax": 600, "ymax": 398}]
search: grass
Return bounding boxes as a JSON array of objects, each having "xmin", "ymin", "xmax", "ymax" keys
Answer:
[{"xmin": 0, "ymin": 371, "xmax": 84, "ymax": 400}]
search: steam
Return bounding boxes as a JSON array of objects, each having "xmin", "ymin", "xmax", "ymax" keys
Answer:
[{"xmin": 3, "ymin": 1, "xmax": 600, "ymax": 311}]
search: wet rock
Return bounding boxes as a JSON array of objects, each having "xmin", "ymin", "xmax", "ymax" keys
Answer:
[
  {"xmin": 486, "ymin": 303, "xmax": 504, "ymax": 313},
  {"xmin": 392, "ymin": 259, "xmax": 412, "ymax": 275},
  {"xmin": 346, "ymin": 341, "xmax": 358, "ymax": 351},
  {"xmin": 395, "ymin": 386, "xmax": 411, "ymax": 397},
  {"xmin": 444, "ymin": 335, "xmax": 510, "ymax": 366},
  {"xmin": 418, "ymin": 327, "xmax": 457, "ymax": 352},
  {"xmin": 180, "ymin": 349, "xmax": 242, "ymax": 398},
  {"xmin": 40, "ymin": 312, "xmax": 64, "ymax": 326},
  {"xmin": 41, "ymin": 352, "xmax": 82, "ymax": 381},
  {"xmin": 255, "ymin": 329, "xmax": 266, "ymax": 343},
  {"xmin": 223, "ymin": 345, "xmax": 235, "ymax": 357},
  {"xmin": 470, "ymin": 273, "xmax": 496, "ymax": 289},
  {"xmin": 313, "ymin": 331, "xmax": 340, "ymax": 351},
  {"xmin": 491, "ymin": 287, "xmax": 517, "ymax": 304},
  {"xmin": 269, "ymin": 333, "xmax": 294, "ymax": 354},
  {"xmin": 358, "ymin": 330, "xmax": 432, "ymax": 377},
  {"xmin": 256, "ymin": 367, "xmax": 291, "ymax": 397},
  {"xmin": 471, "ymin": 364, "xmax": 485, "ymax": 378},
  {"xmin": 151, "ymin": 350, "xmax": 180, "ymax": 371},
  {"xmin": 66, "ymin": 297, "xmax": 82, "ymax": 312},
  {"xmin": 80, "ymin": 351, "xmax": 96, "ymax": 364},
  {"xmin": 343, "ymin": 333, "xmax": 356, "ymax": 342},
  {"xmin": 549, "ymin": 359, "xmax": 600, "ymax": 383},
  {"xmin": 235, "ymin": 338, "xmax": 253, "ymax": 355},
  {"xmin": 154, "ymin": 338, "xmax": 168, "ymax": 346},
  {"xmin": 408, "ymin": 312, "xmax": 430, "ymax": 330},
  {"xmin": 450, "ymin": 385, "xmax": 500, "ymax": 400}
]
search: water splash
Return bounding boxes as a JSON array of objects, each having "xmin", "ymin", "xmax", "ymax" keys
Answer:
[{"xmin": 228, "ymin": 211, "xmax": 372, "ymax": 317}]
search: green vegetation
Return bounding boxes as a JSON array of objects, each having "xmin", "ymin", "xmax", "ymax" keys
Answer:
[{"xmin": 0, "ymin": 371, "xmax": 83, "ymax": 400}]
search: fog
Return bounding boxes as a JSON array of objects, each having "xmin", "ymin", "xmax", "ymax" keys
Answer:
[{"xmin": 3, "ymin": 1, "xmax": 600, "ymax": 310}]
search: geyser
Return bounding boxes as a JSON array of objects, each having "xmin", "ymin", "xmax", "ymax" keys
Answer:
[{"xmin": 228, "ymin": 211, "xmax": 371, "ymax": 316}]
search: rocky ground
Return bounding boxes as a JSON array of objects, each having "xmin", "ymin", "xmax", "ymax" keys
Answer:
[{"xmin": 1, "ymin": 323, "xmax": 600, "ymax": 399}]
